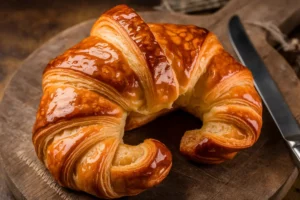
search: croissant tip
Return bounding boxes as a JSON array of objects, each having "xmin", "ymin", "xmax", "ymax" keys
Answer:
[
  {"xmin": 143, "ymin": 139, "xmax": 172, "ymax": 181},
  {"xmin": 180, "ymin": 134, "xmax": 238, "ymax": 164}
]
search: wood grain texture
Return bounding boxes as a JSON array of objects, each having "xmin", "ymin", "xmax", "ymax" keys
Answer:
[
  {"xmin": 1, "ymin": 0, "xmax": 300, "ymax": 199},
  {"xmin": 0, "ymin": 156, "xmax": 15, "ymax": 200}
]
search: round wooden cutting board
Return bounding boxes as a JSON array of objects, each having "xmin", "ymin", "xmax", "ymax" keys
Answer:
[{"xmin": 1, "ymin": 0, "xmax": 300, "ymax": 199}]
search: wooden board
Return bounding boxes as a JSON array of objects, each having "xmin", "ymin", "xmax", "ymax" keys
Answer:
[
  {"xmin": 1, "ymin": 0, "xmax": 300, "ymax": 199},
  {"xmin": 0, "ymin": 156, "xmax": 15, "ymax": 200}
]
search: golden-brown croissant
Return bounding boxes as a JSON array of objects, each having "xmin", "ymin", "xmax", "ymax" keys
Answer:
[{"xmin": 32, "ymin": 4, "xmax": 262, "ymax": 198}]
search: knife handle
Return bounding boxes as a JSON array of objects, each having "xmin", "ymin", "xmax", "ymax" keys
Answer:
[{"xmin": 287, "ymin": 141, "xmax": 300, "ymax": 168}]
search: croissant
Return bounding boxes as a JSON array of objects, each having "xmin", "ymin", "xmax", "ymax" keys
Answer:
[{"xmin": 32, "ymin": 4, "xmax": 262, "ymax": 199}]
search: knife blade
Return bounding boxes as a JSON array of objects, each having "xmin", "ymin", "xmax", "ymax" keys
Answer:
[{"xmin": 228, "ymin": 15, "xmax": 300, "ymax": 166}]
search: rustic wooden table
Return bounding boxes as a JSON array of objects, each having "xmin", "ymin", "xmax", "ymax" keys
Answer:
[
  {"xmin": 1, "ymin": 0, "xmax": 300, "ymax": 199},
  {"xmin": 0, "ymin": 156, "xmax": 15, "ymax": 200}
]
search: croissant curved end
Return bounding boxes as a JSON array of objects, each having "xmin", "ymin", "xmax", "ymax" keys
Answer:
[
  {"xmin": 111, "ymin": 139, "xmax": 172, "ymax": 196},
  {"xmin": 180, "ymin": 132, "xmax": 238, "ymax": 164},
  {"xmin": 179, "ymin": 110, "xmax": 262, "ymax": 164}
]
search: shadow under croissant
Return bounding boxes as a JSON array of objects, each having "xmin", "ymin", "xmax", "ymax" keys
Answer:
[
  {"xmin": 123, "ymin": 109, "xmax": 201, "ymax": 199},
  {"xmin": 120, "ymin": 105, "xmax": 284, "ymax": 200}
]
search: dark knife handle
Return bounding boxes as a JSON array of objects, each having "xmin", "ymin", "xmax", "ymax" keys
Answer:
[{"xmin": 287, "ymin": 141, "xmax": 300, "ymax": 168}]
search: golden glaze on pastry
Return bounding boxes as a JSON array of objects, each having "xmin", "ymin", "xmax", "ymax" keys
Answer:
[{"xmin": 33, "ymin": 4, "xmax": 262, "ymax": 199}]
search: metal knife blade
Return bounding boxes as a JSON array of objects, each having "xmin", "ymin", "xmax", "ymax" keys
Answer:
[{"xmin": 228, "ymin": 15, "xmax": 300, "ymax": 165}]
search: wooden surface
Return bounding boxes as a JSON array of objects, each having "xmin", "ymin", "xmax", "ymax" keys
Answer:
[
  {"xmin": 0, "ymin": 156, "xmax": 15, "ymax": 200},
  {"xmin": 1, "ymin": 0, "xmax": 300, "ymax": 199}
]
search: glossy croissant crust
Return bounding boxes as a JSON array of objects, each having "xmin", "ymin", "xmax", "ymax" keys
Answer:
[{"xmin": 32, "ymin": 4, "xmax": 262, "ymax": 199}]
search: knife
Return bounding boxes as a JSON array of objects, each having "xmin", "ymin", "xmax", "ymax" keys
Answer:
[{"xmin": 228, "ymin": 15, "xmax": 300, "ymax": 166}]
